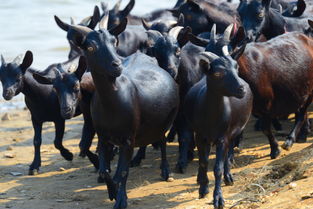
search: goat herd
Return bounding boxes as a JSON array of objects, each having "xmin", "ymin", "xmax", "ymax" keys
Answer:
[{"xmin": 1, "ymin": 0, "xmax": 313, "ymax": 208}]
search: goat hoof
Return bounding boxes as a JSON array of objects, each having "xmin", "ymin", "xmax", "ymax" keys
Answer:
[
  {"xmin": 28, "ymin": 169, "xmax": 39, "ymax": 175},
  {"xmin": 175, "ymin": 163, "xmax": 187, "ymax": 174},
  {"xmin": 107, "ymin": 181, "xmax": 118, "ymax": 201},
  {"xmin": 61, "ymin": 150, "xmax": 74, "ymax": 161},
  {"xmin": 98, "ymin": 175, "xmax": 105, "ymax": 183},
  {"xmin": 281, "ymin": 140, "xmax": 293, "ymax": 151},
  {"xmin": 113, "ymin": 187, "xmax": 128, "ymax": 209},
  {"xmin": 79, "ymin": 151, "xmax": 86, "ymax": 158},
  {"xmin": 213, "ymin": 192, "xmax": 225, "ymax": 209},
  {"xmin": 233, "ymin": 147, "xmax": 241, "ymax": 154},
  {"xmin": 224, "ymin": 174, "xmax": 234, "ymax": 186},
  {"xmin": 160, "ymin": 168, "xmax": 171, "ymax": 181},
  {"xmin": 199, "ymin": 185, "xmax": 209, "ymax": 198},
  {"xmin": 270, "ymin": 148, "xmax": 281, "ymax": 159},
  {"xmin": 188, "ymin": 151, "xmax": 195, "ymax": 162}
]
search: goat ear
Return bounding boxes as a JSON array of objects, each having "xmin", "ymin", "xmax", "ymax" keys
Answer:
[
  {"xmin": 292, "ymin": 0, "xmax": 306, "ymax": 17},
  {"xmin": 121, "ymin": 0, "xmax": 135, "ymax": 17},
  {"xmin": 71, "ymin": 32, "xmax": 86, "ymax": 48},
  {"xmin": 20, "ymin": 51, "xmax": 33, "ymax": 73},
  {"xmin": 1, "ymin": 55, "xmax": 5, "ymax": 66},
  {"xmin": 177, "ymin": 26, "xmax": 191, "ymax": 47},
  {"xmin": 188, "ymin": 33, "xmax": 209, "ymax": 47},
  {"xmin": 109, "ymin": 18, "xmax": 128, "ymax": 37},
  {"xmin": 54, "ymin": 16, "xmax": 70, "ymax": 31},
  {"xmin": 308, "ymin": 20, "xmax": 313, "ymax": 29},
  {"xmin": 199, "ymin": 58, "xmax": 210, "ymax": 73},
  {"xmin": 231, "ymin": 43, "xmax": 247, "ymax": 60},
  {"xmin": 177, "ymin": 14, "xmax": 185, "ymax": 26},
  {"xmin": 174, "ymin": 0, "xmax": 187, "ymax": 9},
  {"xmin": 261, "ymin": 0, "xmax": 271, "ymax": 10},
  {"xmin": 68, "ymin": 25, "xmax": 92, "ymax": 48},
  {"xmin": 88, "ymin": 6, "xmax": 101, "ymax": 29},
  {"xmin": 75, "ymin": 56, "xmax": 87, "ymax": 81},
  {"xmin": 186, "ymin": 0, "xmax": 201, "ymax": 10},
  {"xmin": 33, "ymin": 73, "xmax": 54, "ymax": 85},
  {"xmin": 167, "ymin": 9, "xmax": 180, "ymax": 18}
]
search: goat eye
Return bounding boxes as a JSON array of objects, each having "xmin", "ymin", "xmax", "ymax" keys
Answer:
[
  {"xmin": 213, "ymin": 72, "xmax": 223, "ymax": 78},
  {"xmin": 74, "ymin": 83, "xmax": 80, "ymax": 92},
  {"xmin": 258, "ymin": 11, "xmax": 264, "ymax": 18},
  {"xmin": 87, "ymin": 46, "xmax": 95, "ymax": 52}
]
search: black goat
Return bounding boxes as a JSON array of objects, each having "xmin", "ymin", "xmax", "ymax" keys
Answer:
[
  {"xmin": 67, "ymin": 14, "xmax": 179, "ymax": 209},
  {"xmin": 0, "ymin": 51, "xmax": 85, "ymax": 175},
  {"xmin": 184, "ymin": 25, "xmax": 253, "ymax": 208}
]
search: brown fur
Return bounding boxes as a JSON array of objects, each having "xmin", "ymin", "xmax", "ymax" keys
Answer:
[
  {"xmin": 238, "ymin": 32, "xmax": 313, "ymax": 117},
  {"xmin": 80, "ymin": 72, "xmax": 95, "ymax": 93}
]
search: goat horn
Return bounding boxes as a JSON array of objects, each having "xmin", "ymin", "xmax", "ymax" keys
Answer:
[
  {"xmin": 223, "ymin": 23, "xmax": 234, "ymax": 42},
  {"xmin": 1, "ymin": 55, "xmax": 5, "ymax": 65},
  {"xmin": 210, "ymin": 24, "xmax": 216, "ymax": 42},
  {"xmin": 99, "ymin": 11, "xmax": 109, "ymax": 30},
  {"xmin": 13, "ymin": 54, "xmax": 23, "ymax": 64},
  {"xmin": 113, "ymin": 0, "xmax": 122, "ymax": 11},
  {"xmin": 168, "ymin": 26, "xmax": 184, "ymax": 40},
  {"xmin": 141, "ymin": 18, "xmax": 152, "ymax": 30},
  {"xmin": 278, "ymin": 4, "xmax": 283, "ymax": 14},
  {"xmin": 70, "ymin": 17, "xmax": 75, "ymax": 25},
  {"xmin": 79, "ymin": 16, "xmax": 92, "ymax": 26},
  {"xmin": 70, "ymin": 24, "xmax": 93, "ymax": 34},
  {"xmin": 200, "ymin": 51, "xmax": 219, "ymax": 62}
]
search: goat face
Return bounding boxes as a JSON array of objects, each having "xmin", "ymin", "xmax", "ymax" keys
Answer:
[
  {"xmin": 237, "ymin": 0, "xmax": 265, "ymax": 40},
  {"xmin": 200, "ymin": 53, "xmax": 246, "ymax": 99},
  {"xmin": 0, "ymin": 51, "xmax": 33, "ymax": 100},
  {"xmin": 32, "ymin": 56, "xmax": 86, "ymax": 119}
]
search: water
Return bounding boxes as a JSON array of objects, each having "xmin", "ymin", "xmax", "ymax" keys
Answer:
[{"xmin": 0, "ymin": 0, "xmax": 176, "ymax": 112}]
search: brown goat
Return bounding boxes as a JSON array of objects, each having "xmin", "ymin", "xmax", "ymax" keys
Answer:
[{"xmin": 237, "ymin": 31, "xmax": 313, "ymax": 159}]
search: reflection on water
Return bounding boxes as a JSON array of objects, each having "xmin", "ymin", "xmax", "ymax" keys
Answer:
[{"xmin": 0, "ymin": 0, "xmax": 175, "ymax": 112}]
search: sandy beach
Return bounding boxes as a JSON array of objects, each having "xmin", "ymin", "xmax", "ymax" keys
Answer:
[{"xmin": 0, "ymin": 109, "xmax": 313, "ymax": 209}]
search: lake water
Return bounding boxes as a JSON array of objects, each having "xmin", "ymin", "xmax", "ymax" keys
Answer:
[{"xmin": 0, "ymin": 0, "xmax": 177, "ymax": 112}]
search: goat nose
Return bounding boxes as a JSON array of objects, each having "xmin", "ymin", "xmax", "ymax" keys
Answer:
[
  {"xmin": 112, "ymin": 60, "xmax": 121, "ymax": 68},
  {"xmin": 64, "ymin": 107, "xmax": 72, "ymax": 113},
  {"xmin": 237, "ymin": 85, "xmax": 246, "ymax": 94},
  {"xmin": 7, "ymin": 88, "xmax": 13, "ymax": 95},
  {"xmin": 238, "ymin": 85, "xmax": 244, "ymax": 91}
]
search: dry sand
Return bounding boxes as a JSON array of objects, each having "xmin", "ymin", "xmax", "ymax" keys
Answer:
[{"xmin": 1, "ymin": 109, "xmax": 313, "ymax": 209}]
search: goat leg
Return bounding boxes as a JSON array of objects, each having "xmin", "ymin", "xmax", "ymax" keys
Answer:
[
  {"xmin": 29, "ymin": 119, "xmax": 43, "ymax": 175},
  {"xmin": 196, "ymin": 134, "xmax": 210, "ymax": 198},
  {"xmin": 54, "ymin": 120, "xmax": 73, "ymax": 161},
  {"xmin": 261, "ymin": 116, "xmax": 280, "ymax": 159},
  {"xmin": 213, "ymin": 138, "xmax": 226, "ymax": 209},
  {"xmin": 112, "ymin": 142, "xmax": 133, "ymax": 209}
]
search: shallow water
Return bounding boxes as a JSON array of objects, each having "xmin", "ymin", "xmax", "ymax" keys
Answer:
[{"xmin": 0, "ymin": 0, "xmax": 175, "ymax": 112}]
